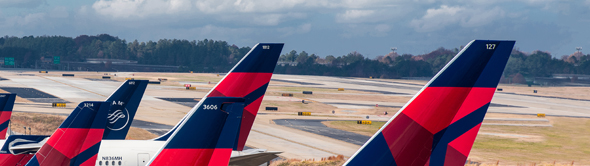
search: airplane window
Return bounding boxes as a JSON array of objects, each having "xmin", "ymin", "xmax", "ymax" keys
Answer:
[
  {"xmin": 99, "ymin": 161, "xmax": 102, "ymax": 165},
  {"xmin": 119, "ymin": 161, "xmax": 122, "ymax": 165},
  {"xmin": 112, "ymin": 161, "xmax": 115, "ymax": 165},
  {"xmin": 105, "ymin": 161, "xmax": 109, "ymax": 165}
]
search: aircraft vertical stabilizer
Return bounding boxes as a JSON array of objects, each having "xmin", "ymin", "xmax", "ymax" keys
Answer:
[
  {"xmin": 0, "ymin": 93, "xmax": 16, "ymax": 139},
  {"xmin": 153, "ymin": 43, "xmax": 283, "ymax": 148},
  {"xmin": 147, "ymin": 43, "xmax": 284, "ymax": 165},
  {"xmin": 103, "ymin": 80, "xmax": 149, "ymax": 139},
  {"xmin": 345, "ymin": 40, "xmax": 515, "ymax": 166},
  {"xmin": 26, "ymin": 101, "xmax": 110, "ymax": 166}
]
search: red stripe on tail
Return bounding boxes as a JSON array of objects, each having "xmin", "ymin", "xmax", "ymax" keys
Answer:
[
  {"xmin": 45, "ymin": 128, "xmax": 103, "ymax": 158},
  {"xmin": 451, "ymin": 88, "xmax": 496, "ymax": 123},
  {"xmin": 402, "ymin": 87, "xmax": 472, "ymax": 134},
  {"xmin": 237, "ymin": 95, "xmax": 264, "ymax": 150},
  {"xmin": 208, "ymin": 73, "xmax": 272, "ymax": 98}
]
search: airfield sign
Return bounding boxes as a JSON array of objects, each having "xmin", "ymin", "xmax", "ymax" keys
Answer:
[
  {"xmin": 4, "ymin": 57, "xmax": 14, "ymax": 66},
  {"xmin": 53, "ymin": 56, "xmax": 60, "ymax": 64}
]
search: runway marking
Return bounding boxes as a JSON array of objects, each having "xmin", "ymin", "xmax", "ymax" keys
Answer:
[
  {"xmin": 38, "ymin": 76, "xmax": 107, "ymax": 97},
  {"xmin": 250, "ymin": 129, "xmax": 347, "ymax": 157}
]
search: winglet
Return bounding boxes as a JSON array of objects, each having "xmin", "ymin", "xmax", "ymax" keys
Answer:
[
  {"xmin": 103, "ymin": 80, "xmax": 149, "ymax": 139},
  {"xmin": 0, "ymin": 93, "xmax": 16, "ymax": 139},
  {"xmin": 26, "ymin": 101, "xmax": 110, "ymax": 166},
  {"xmin": 345, "ymin": 40, "xmax": 515, "ymax": 166}
]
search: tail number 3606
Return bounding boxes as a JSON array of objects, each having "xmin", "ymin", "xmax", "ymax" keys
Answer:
[{"xmin": 203, "ymin": 105, "xmax": 218, "ymax": 110}]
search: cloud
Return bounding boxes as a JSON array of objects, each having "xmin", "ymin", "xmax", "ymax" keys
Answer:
[
  {"xmin": 49, "ymin": 6, "xmax": 69, "ymax": 18},
  {"xmin": 4, "ymin": 13, "xmax": 46, "ymax": 27},
  {"xmin": 375, "ymin": 24, "xmax": 390, "ymax": 32},
  {"xmin": 409, "ymin": 5, "xmax": 505, "ymax": 32},
  {"xmin": 91, "ymin": 0, "xmax": 399, "ymax": 17},
  {"xmin": 336, "ymin": 10, "xmax": 375, "ymax": 23},
  {"xmin": 277, "ymin": 23, "xmax": 312, "ymax": 37},
  {"xmin": 0, "ymin": 0, "xmax": 45, "ymax": 8},
  {"xmin": 92, "ymin": 0, "xmax": 175, "ymax": 18}
]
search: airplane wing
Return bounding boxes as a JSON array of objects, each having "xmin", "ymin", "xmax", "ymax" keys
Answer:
[{"xmin": 229, "ymin": 151, "xmax": 282, "ymax": 166}]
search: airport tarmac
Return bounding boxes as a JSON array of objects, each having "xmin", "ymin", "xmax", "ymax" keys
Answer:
[
  {"xmin": 2, "ymin": 70, "xmax": 590, "ymax": 161},
  {"xmin": 270, "ymin": 74, "xmax": 590, "ymax": 118}
]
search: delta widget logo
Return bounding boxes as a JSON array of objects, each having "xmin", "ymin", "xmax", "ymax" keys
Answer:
[{"xmin": 107, "ymin": 101, "xmax": 129, "ymax": 131}]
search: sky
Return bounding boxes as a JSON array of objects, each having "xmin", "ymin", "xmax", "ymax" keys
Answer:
[{"xmin": 0, "ymin": 0, "xmax": 588, "ymax": 58}]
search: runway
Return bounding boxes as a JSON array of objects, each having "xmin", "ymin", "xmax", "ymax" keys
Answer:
[
  {"xmin": 273, "ymin": 119, "xmax": 370, "ymax": 146},
  {"xmin": 2, "ymin": 70, "xmax": 590, "ymax": 160},
  {"xmin": 269, "ymin": 74, "xmax": 590, "ymax": 118}
]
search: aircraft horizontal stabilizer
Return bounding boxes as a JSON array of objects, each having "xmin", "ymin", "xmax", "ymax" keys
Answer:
[{"xmin": 228, "ymin": 151, "xmax": 282, "ymax": 166}]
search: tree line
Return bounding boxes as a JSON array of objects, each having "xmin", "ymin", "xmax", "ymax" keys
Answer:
[
  {"xmin": 0, "ymin": 34, "xmax": 589, "ymax": 79},
  {"xmin": 0, "ymin": 35, "xmax": 250, "ymax": 72}
]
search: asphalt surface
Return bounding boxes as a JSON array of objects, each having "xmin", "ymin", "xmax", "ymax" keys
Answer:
[
  {"xmin": 498, "ymin": 91, "xmax": 590, "ymax": 102},
  {"xmin": 129, "ymin": 119, "xmax": 174, "ymax": 135},
  {"xmin": 489, "ymin": 103, "xmax": 526, "ymax": 108},
  {"xmin": 0, "ymin": 87, "xmax": 69, "ymax": 103},
  {"xmin": 271, "ymin": 79, "xmax": 323, "ymax": 85},
  {"xmin": 322, "ymin": 102, "xmax": 402, "ymax": 108},
  {"xmin": 332, "ymin": 79, "xmax": 422, "ymax": 90},
  {"xmin": 273, "ymin": 119, "xmax": 371, "ymax": 146},
  {"xmin": 84, "ymin": 78, "xmax": 120, "ymax": 82},
  {"xmin": 0, "ymin": 87, "xmax": 58, "ymax": 98},
  {"xmin": 157, "ymin": 97, "xmax": 201, "ymax": 107}
]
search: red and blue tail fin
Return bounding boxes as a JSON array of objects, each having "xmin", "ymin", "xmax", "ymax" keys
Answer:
[
  {"xmin": 103, "ymin": 80, "xmax": 149, "ymax": 139},
  {"xmin": 147, "ymin": 43, "xmax": 283, "ymax": 165},
  {"xmin": 344, "ymin": 40, "xmax": 515, "ymax": 166},
  {"xmin": 207, "ymin": 43, "xmax": 283, "ymax": 151},
  {"xmin": 0, "ymin": 93, "xmax": 16, "ymax": 139},
  {"xmin": 147, "ymin": 97, "xmax": 245, "ymax": 166},
  {"xmin": 153, "ymin": 43, "xmax": 283, "ymax": 150},
  {"xmin": 26, "ymin": 101, "xmax": 110, "ymax": 166}
]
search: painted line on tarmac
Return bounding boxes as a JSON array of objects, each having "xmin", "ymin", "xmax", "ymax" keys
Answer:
[
  {"xmin": 482, "ymin": 123, "xmax": 553, "ymax": 127},
  {"xmin": 250, "ymin": 129, "xmax": 345, "ymax": 157},
  {"xmin": 38, "ymin": 76, "xmax": 107, "ymax": 97}
]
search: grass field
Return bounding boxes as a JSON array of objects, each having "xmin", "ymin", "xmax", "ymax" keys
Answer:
[
  {"xmin": 322, "ymin": 121, "xmax": 385, "ymax": 136},
  {"xmin": 323, "ymin": 115, "xmax": 590, "ymax": 164},
  {"xmin": 10, "ymin": 112, "xmax": 158, "ymax": 140}
]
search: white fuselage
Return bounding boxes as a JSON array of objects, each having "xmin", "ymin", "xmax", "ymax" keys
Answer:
[
  {"xmin": 96, "ymin": 140, "xmax": 162, "ymax": 166},
  {"xmin": 95, "ymin": 140, "xmax": 255, "ymax": 166}
]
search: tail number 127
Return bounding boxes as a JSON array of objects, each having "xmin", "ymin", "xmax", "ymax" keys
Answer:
[{"xmin": 486, "ymin": 44, "xmax": 496, "ymax": 50}]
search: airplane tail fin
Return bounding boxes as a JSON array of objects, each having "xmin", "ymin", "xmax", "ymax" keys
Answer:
[
  {"xmin": 148, "ymin": 97, "xmax": 245, "ymax": 166},
  {"xmin": 103, "ymin": 80, "xmax": 149, "ymax": 139},
  {"xmin": 0, "ymin": 93, "xmax": 16, "ymax": 139},
  {"xmin": 153, "ymin": 43, "xmax": 283, "ymax": 151},
  {"xmin": 345, "ymin": 40, "xmax": 515, "ymax": 166},
  {"xmin": 26, "ymin": 101, "xmax": 110, "ymax": 166},
  {"xmin": 147, "ymin": 43, "xmax": 283, "ymax": 165}
]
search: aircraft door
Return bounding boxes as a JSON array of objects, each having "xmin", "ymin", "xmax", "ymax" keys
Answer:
[{"xmin": 137, "ymin": 153, "xmax": 150, "ymax": 166}]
